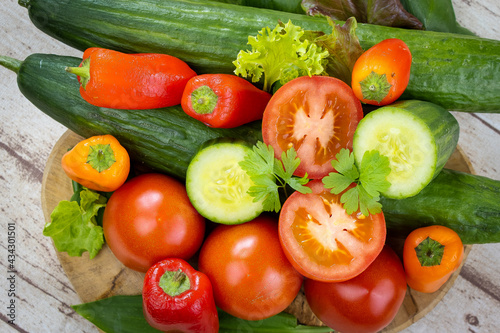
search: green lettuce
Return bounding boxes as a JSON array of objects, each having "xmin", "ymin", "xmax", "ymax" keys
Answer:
[{"xmin": 43, "ymin": 187, "xmax": 107, "ymax": 259}]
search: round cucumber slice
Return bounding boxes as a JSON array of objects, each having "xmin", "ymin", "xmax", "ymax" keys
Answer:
[
  {"xmin": 353, "ymin": 100, "xmax": 459, "ymax": 199},
  {"xmin": 186, "ymin": 140, "xmax": 264, "ymax": 224}
]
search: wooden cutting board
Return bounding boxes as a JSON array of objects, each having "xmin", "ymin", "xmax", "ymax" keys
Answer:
[{"xmin": 41, "ymin": 130, "xmax": 472, "ymax": 332}]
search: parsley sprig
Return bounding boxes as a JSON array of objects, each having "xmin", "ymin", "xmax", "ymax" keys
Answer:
[
  {"xmin": 239, "ymin": 141, "xmax": 311, "ymax": 213},
  {"xmin": 322, "ymin": 148, "xmax": 391, "ymax": 216}
]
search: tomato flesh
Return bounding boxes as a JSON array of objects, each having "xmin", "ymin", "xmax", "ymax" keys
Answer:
[
  {"xmin": 279, "ymin": 180, "xmax": 386, "ymax": 282},
  {"xmin": 263, "ymin": 76, "xmax": 363, "ymax": 179}
]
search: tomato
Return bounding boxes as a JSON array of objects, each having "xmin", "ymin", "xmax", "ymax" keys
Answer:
[
  {"xmin": 305, "ymin": 245, "xmax": 407, "ymax": 333},
  {"xmin": 197, "ymin": 216, "xmax": 303, "ymax": 321},
  {"xmin": 351, "ymin": 38, "xmax": 412, "ymax": 106},
  {"xmin": 279, "ymin": 180, "xmax": 386, "ymax": 282},
  {"xmin": 262, "ymin": 75, "xmax": 363, "ymax": 179},
  {"xmin": 102, "ymin": 173, "xmax": 205, "ymax": 272}
]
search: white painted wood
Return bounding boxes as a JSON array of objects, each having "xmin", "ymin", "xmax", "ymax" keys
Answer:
[{"xmin": 0, "ymin": 1, "xmax": 499, "ymax": 332}]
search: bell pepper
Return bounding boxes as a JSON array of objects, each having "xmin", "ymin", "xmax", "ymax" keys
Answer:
[
  {"xmin": 403, "ymin": 225, "xmax": 464, "ymax": 293},
  {"xmin": 61, "ymin": 134, "xmax": 130, "ymax": 192},
  {"xmin": 181, "ymin": 74, "xmax": 271, "ymax": 128},
  {"xmin": 142, "ymin": 258, "xmax": 219, "ymax": 333},
  {"xmin": 66, "ymin": 47, "xmax": 196, "ymax": 109}
]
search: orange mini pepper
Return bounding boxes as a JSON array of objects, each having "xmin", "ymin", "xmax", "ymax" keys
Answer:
[
  {"xmin": 403, "ymin": 225, "xmax": 464, "ymax": 293},
  {"xmin": 61, "ymin": 135, "xmax": 130, "ymax": 192}
]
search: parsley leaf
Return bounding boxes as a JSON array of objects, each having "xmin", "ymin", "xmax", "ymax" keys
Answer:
[
  {"xmin": 239, "ymin": 142, "xmax": 311, "ymax": 213},
  {"xmin": 323, "ymin": 148, "xmax": 391, "ymax": 216}
]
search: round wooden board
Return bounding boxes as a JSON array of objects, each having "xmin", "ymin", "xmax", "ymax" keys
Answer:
[{"xmin": 41, "ymin": 130, "xmax": 473, "ymax": 331}]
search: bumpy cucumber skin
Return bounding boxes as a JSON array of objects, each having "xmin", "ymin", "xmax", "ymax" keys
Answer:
[
  {"xmin": 22, "ymin": 0, "xmax": 500, "ymax": 112},
  {"xmin": 381, "ymin": 169, "xmax": 500, "ymax": 244},
  {"xmin": 17, "ymin": 54, "xmax": 262, "ymax": 179}
]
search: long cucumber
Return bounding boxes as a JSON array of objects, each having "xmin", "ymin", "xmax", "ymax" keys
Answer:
[{"xmin": 19, "ymin": 0, "xmax": 500, "ymax": 112}]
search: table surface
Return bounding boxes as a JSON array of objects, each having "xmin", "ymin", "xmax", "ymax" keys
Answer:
[{"xmin": 1, "ymin": 1, "xmax": 499, "ymax": 332}]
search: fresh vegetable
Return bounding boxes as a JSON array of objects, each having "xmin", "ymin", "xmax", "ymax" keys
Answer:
[
  {"xmin": 351, "ymin": 38, "xmax": 412, "ymax": 105},
  {"xmin": 262, "ymin": 75, "xmax": 363, "ymax": 179},
  {"xmin": 323, "ymin": 148, "xmax": 391, "ymax": 216},
  {"xmin": 103, "ymin": 173, "xmax": 205, "ymax": 272},
  {"xmin": 198, "ymin": 216, "xmax": 303, "ymax": 321},
  {"xmin": 279, "ymin": 180, "xmax": 386, "ymax": 282},
  {"xmin": 381, "ymin": 168, "xmax": 500, "ymax": 244},
  {"xmin": 212, "ymin": 0, "xmax": 304, "ymax": 14},
  {"xmin": 61, "ymin": 134, "xmax": 130, "ymax": 192},
  {"xmin": 234, "ymin": 20, "xmax": 329, "ymax": 92},
  {"xmin": 66, "ymin": 47, "xmax": 196, "ymax": 109},
  {"xmin": 142, "ymin": 258, "xmax": 219, "ymax": 333},
  {"xmin": 43, "ymin": 187, "xmax": 107, "ymax": 259},
  {"xmin": 305, "ymin": 245, "xmax": 407, "ymax": 333},
  {"xmin": 73, "ymin": 295, "xmax": 333, "ymax": 333},
  {"xmin": 403, "ymin": 225, "xmax": 464, "ymax": 293},
  {"xmin": 353, "ymin": 100, "xmax": 459, "ymax": 199},
  {"xmin": 185, "ymin": 139, "xmax": 265, "ymax": 224},
  {"xmin": 181, "ymin": 74, "xmax": 271, "ymax": 128},
  {"xmin": 18, "ymin": 0, "xmax": 500, "ymax": 112},
  {"xmin": 239, "ymin": 141, "xmax": 311, "ymax": 213}
]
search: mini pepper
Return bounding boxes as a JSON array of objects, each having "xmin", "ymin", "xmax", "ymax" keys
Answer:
[
  {"xmin": 61, "ymin": 134, "xmax": 130, "ymax": 192},
  {"xmin": 142, "ymin": 258, "xmax": 219, "ymax": 333}
]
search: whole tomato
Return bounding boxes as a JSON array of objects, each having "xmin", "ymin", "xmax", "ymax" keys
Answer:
[
  {"xmin": 103, "ymin": 173, "xmax": 205, "ymax": 272},
  {"xmin": 197, "ymin": 216, "xmax": 303, "ymax": 321},
  {"xmin": 305, "ymin": 245, "xmax": 407, "ymax": 333}
]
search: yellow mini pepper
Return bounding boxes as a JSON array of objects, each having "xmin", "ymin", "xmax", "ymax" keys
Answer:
[{"xmin": 61, "ymin": 134, "xmax": 130, "ymax": 192}]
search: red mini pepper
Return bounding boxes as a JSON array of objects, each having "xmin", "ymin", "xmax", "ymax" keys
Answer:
[
  {"xmin": 66, "ymin": 47, "xmax": 196, "ymax": 109},
  {"xmin": 181, "ymin": 74, "xmax": 272, "ymax": 128},
  {"xmin": 142, "ymin": 258, "xmax": 219, "ymax": 333}
]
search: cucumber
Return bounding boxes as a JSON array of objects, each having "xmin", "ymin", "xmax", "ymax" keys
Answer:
[
  {"xmin": 186, "ymin": 139, "xmax": 264, "ymax": 224},
  {"xmin": 19, "ymin": 0, "xmax": 500, "ymax": 112},
  {"xmin": 211, "ymin": 0, "xmax": 304, "ymax": 14},
  {"xmin": 353, "ymin": 100, "xmax": 459, "ymax": 199},
  {"xmin": 381, "ymin": 169, "xmax": 500, "ymax": 244},
  {"xmin": 0, "ymin": 53, "xmax": 262, "ymax": 179}
]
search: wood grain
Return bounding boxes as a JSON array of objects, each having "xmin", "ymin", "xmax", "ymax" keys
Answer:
[{"xmin": 41, "ymin": 130, "xmax": 473, "ymax": 331}]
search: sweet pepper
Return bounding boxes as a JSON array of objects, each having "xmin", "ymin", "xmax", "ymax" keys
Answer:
[
  {"xmin": 61, "ymin": 134, "xmax": 130, "ymax": 192},
  {"xmin": 142, "ymin": 258, "xmax": 219, "ymax": 333}
]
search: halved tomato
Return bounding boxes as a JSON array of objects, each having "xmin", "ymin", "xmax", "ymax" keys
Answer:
[
  {"xmin": 279, "ymin": 180, "xmax": 386, "ymax": 282},
  {"xmin": 262, "ymin": 75, "xmax": 363, "ymax": 179}
]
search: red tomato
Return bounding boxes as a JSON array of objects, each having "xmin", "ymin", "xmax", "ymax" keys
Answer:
[
  {"xmin": 351, "ymin": 38, "xmax": 412, "ymax": 106},
  {"xmin": 102, "ymin": 173, "xmax": 205, "ymax": 272},
  {"xmin": 305, "ymin": 245, "xmax": 407, "ymax": 333},
  {"xmin": 197, "ymin": 216, "xmax": 303, "ymax": 321},
  {"xmin": 279, "ymin": 180, "xmax": 386, "ymax": 282},
  {"xmin": 262, "ymin": 75, "xmax": 363, "ymax": 179}
]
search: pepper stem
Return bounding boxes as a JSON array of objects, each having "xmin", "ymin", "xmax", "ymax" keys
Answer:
[
  {"xmin": 414, "ymin": 236, "xmax": 445, "ymax": 267},
  {"xmin": 66, "ymin": 57, "xmax": 91, "ymax": 89},
  {"xmin": 159, "ymin": 269, "xmax": 191, "ymax": 297},
  {"xmin": 359, "ymin": 71, "xmax": 392, "ymax": 103},
  {"xmin": 190, "ymin": 85, "xmax": 218, "ymax": 114},
  {"xmin": 0, "ymin": 55, "xmax": 22, "ymax": 74},
  {"xmin": 86, "ymin": 144, "xmax": 116, "ymax": 173}
]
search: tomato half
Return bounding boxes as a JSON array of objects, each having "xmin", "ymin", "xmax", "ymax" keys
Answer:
[
  {"xmin": 304, "ymin": 245, "xmax": 407, "ymax": 333},
  {"xmin": 102, "ymin": 173, "xmax": 205, "ymax": 272},
  {"xmin": 197, "ymin": 216, "xmax": 303, "ymax": 321},
  {"xmin": 262, "ymin": 75, "xmax": 363, "ymax": 179},
  {"xmin": 279, "ymin": 180, "xmax": 386, "ymax": 282}
]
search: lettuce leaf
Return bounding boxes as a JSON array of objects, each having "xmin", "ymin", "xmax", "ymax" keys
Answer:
[
  {"xmin": 43, "ymin": 187, "xmax": 107, "ymax": 259},
  {"xmin": 233, "ymin": 20, "xmax": 329, "ymax": 92}
]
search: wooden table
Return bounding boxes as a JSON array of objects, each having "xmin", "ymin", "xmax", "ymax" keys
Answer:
[{"xmin": 1, "ymin": 1, "xmax": 499, "ymax": 332}]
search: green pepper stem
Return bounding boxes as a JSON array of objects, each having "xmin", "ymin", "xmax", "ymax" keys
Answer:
[
  {"xmin": 415, "ymin": 236, "xmax": 445, "ymax": 267},
  {"xmin": 66, "ymin": 57, "xmax": 91, "ymax": 89},
  {"xmin": 159, "ymin": 269, "xmax": 191, "ymax": 297},
  {"xmin": 0, "ymin": 55, "xmax": 22, "ymax": 74}
]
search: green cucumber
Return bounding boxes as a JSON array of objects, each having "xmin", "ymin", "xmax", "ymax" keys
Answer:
[
  {"xmin": 186, "ymin": 139, "xmax": 264, "ymax": 224},
  {"xmin": 19, "ymin": 0, "xmax": 500, "ymax": 112},
  {"xmin": 381, "ymin": 169, "xmax": 500, "ymax": 244},
  {"xmin": 0, "ymin": 53, "xmax": 262, "ymax": 179},
  {"xmin": 353, "ymin": 100, "xmax": 459, "ymax": 199}
]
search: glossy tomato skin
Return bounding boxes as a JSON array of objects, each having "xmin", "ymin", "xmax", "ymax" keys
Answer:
[
  {"xmin": 262, "ymin": 75, "xmax": 363, "ymax": 179},
  {"xmin": 351, "ymin": 38, "xmax": 412, "ymax": 106},
  {"xmin": 305, "ymin": 245, "xmax": 407, "ymax": 333},
  {"xmin": 197, "ymin": 216, "xmax": 303, "ymax": 321},
  {"xmin": 103, "ymin": 173, "xmax": 205, "ymax": 272},
  {"xmin": 279, "ymin": 180, "xmax": 386, "ymax": 282}
]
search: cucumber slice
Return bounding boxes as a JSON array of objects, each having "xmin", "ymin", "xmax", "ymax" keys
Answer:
[
  {"xmin": 186, "ymin": 139, "xmax": 264, "ymax": 224},
  {"xmin": 353, "ymin": 100, "xmax": 459, "ymax": 199}
]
